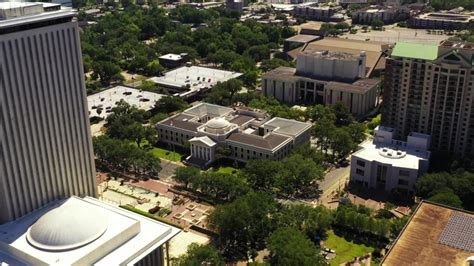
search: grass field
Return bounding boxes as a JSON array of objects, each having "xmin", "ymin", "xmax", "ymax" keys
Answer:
[
  {"xmin": 215, "ymin": 166, "xmax": 239, "ymax": 175},
  {"xmin": 148, "ymin": 147, "xmax": 182, "ymax": 162},
  {"xmin": 133, "ymin": 140, "xmax": 183, "ymax": 162},
  {"xmin": 324, "ymin": 230, "xmax": 375, "ymax": 266}
]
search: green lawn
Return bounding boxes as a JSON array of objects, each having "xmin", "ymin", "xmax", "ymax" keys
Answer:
[
  {"xmin": 218, "ymin": 166, "xmax": 238, "ymax": 174},
  {"xmin": 148, "ymin": 147, "xmax": 182, "ymax": 162},
  {"xmin": 324, "ymin": 230, "xmax": 375, "ymax": 266},
  {"xmin": 212, "ymin": 166, "xmax": 239, "ymax": 175},
  {"xmin": 133, "ymin": 140, "xmax": 183, "ymax": 162}
]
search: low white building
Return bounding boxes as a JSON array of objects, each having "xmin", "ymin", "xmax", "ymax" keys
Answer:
[
  {"xmin": 350, "ymin": 126, "xmax": 430, "ymax": 195},
  {"xmin": 156, "ymin": 103, "xmax": 312, "ymax": 167},
  {"xmin": 148, "ymin": 66, "xmax": 242, "ymax": 99},
  {"xmin": 0, "ymin": 196, "xmax": 180, "ymax": 265}
]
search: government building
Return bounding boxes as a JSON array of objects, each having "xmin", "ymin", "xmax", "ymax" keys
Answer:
[
  {"xmin": 262, "ymin": 49, "xmax": 380, "ymax": 117},
  {"xmin": 157, "ymin": 103, "xmax": 312, "ymax": 167},
  {"xmin": 0, "ymin": 3, "xmax": 179, "ymax": 265},
  {"xmin": 382, "ymin": 40, "xmax": 474, "ymax": 156}
]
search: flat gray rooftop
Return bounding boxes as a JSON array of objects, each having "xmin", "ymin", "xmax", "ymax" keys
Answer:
[
  {"xmin": 148, "ymin": 66, "xmax": 242, "ymax": 94},
  {"xmin": 264, "ymin": 117, "xmax": 311, "ymax": 137},
  {"xmin": 0, "ymin": 2, "xmax": 74, "ymax": 30},
  {"xmin": 87, "ymin": 86, "xmax": 166, "ymax": 119}
]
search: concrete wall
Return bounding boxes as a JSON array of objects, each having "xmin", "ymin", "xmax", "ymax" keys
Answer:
[{"xmin": 0, "ymin": 21, "xmax": 96, "ymax": 224}]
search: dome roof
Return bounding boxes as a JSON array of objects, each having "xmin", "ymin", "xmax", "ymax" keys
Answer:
[
  {"xmin": 26, "ymin": 202, "xmax": 108, "ymax": 251},
  {"xmin": 206, "ymin": 117, "xmax": 230, "ymax": 129}
]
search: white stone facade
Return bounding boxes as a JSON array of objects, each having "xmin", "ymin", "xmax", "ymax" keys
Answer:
[{"xmin": 350, "ymin": 126, "xmax": 431, "ymax": 195}]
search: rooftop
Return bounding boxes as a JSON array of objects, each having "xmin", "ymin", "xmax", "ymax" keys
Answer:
[
  {"xmin": 353, "ymin": 139, "xmax": 430, "ymax": 170},
  {"xmin": 159, "ymin": 53, "xmax": 187, "ymax": 61},
  {"xmin": 418, "ymin": 12, "xmax": 474, "ymax": 22},
  {"xmin": 391, "ymin": 42, "xmax": 439, "ymax": 61},
  {"xmin": 326, "ymin": 79, "xmax": 381, "ymax": 94},
  {"xmin": 382, "ymin": 201, "xmax": 474, "ymax": 265},
  {"xmin": 185, "ymin": 103, "xmax": 233, "ymax": 117},
  {"xmin": 264, "ymin": 117, "xmax": 312, "ymax": 137},
  {"xmin": 148, "ymin": 66, "xmax": 242, "ymax": 97},
  {"xmin": 262, "ymin": 67, "xmax": 380, "ymax": 93},
  {"xmin": 301, "ymin": 38, "xmax": 392, "ymax": 77},
  {"xmin": 227, "ymin": 132, "xmax": 291, "ymax": 150},
  {"xmin": 0, "ymin": 2, "xmax": 74, "ymax": 30},
  {"xmin": 285, "ymin": 34, "xmax": 320, "ymax": 43},
  {"xmin": 87, "ymin": 86, "xmax": 166, "ymax": 119},
  {"xmin": 0, "ymin": 196, "xmax": 180, "ymax": 265}
]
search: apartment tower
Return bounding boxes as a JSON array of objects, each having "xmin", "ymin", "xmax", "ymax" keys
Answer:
[
  {"xmin": 0, "ymin": 2, "xmax": 96, "ymax": 224},
  {"xmin": 382, "ymin": 41, "xmax": 474, "ymax": 156}
]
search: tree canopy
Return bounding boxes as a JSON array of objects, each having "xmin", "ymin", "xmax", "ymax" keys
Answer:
[
  {"xmin": 209, "ymin": 192, "xmax": 279, "ymax": 260},
  {"xmin": 173, "ymin": 244, "xmax": 225, "ymax": 266},
  {"xmin": 268, "ymin": 228, "xmax": 328, "ymax": 266}
]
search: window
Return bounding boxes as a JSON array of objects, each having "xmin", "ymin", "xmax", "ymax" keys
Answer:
[
  {"xmin": 399, "ymin": 170, "xmax": 410, "ymax": 177},
  {"xmin": 356, "ymin": 160, "xmax": 365, "ymax": 167},
  {"xmin": 356, "ymin": 169, "xmax": 365, "ymax": 176},
  {"xmin": 398, "ymin": 179, "xmax": 409, "ymax": 186}
]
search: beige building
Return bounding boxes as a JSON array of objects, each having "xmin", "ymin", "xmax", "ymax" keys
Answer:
[
  {"xmin": 350, "ymin": 126, "xmax": 430, "ymax": 195},
  {"xmin": 382, "ymin": 40, "xmax": 474, "ymax": 156},
  {"xmin": 382, "ymin": 201, "xmax": 474, "ymax": 265},
  {"xmin": 410, "ymin": 12, "xmax": 474, "ymax": 30},
  {"xmin": 0, "ymin": 197, "xmax": 180, "ymax": 265},
  {"xmin": 0, "ymin": 2, "xmax": 96, "ymax": 224},
  {"xmin": 262, "ymin": 50, "xmax": 380, "ymax": 117},
  {"xmin": 156, "ymin": 103, "xmax": 311, "ymax": 167}
]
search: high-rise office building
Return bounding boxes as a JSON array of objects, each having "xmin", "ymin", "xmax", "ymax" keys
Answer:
[
  {"xmin": 382, "ymin": 41, "xmax": 474, "ymax": 156},
  {"xmin": 0, "ymin": 2, "xmax": 96, "ymax": 224},
  {"xmin": 0, "ymin": 4, "xmax": 179, "ymax": 265}
]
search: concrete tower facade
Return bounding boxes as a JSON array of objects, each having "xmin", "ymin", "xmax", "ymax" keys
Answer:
[
  {"xmin": 0, "ymin": 2, "xmax": 96, "ymax": 224},
  {"xmin": 382, "ymin": 41, "xmax": 474, "ymax": 156}
]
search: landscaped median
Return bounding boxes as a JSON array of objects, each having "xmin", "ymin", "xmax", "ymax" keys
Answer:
[{"xmin": 120, "ymin": 204, "xmax": 184, "ymax": 229}]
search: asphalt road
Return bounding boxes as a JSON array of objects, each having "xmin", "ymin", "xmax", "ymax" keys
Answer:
[{"xmin": 318, "ymin": 164, "xmax": 351, "ymax": 197}]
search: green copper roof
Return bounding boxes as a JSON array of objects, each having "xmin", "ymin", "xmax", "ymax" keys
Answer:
[{"xmin": 391, "ymin": 42, "xmax": 438, "ymax": 60}]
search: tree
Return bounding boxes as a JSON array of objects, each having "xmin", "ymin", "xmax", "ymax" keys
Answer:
[
  {"xmin": 313, "ymin": 117, "xmax": 336, "ymax": 154},
  {"xmin": 174, "ymin": 166, "xmax": 200, "ymax": 189},
  {"xmin": 260, "ymin": 58, "xmax": 293, "ymax": 71},
  {"xmin": 346, "ymin": 122, "xmax": 366, "ymax": 144},
  {"xmin": 205, "ymin": 79, "xmax": 243, "ymax": 106},
  {"xmin": 428, "ymin": 189, "xmax": 464, "ymax": 209},
  {"xmin": 371, "ymin": 18, "xmax": 384, "ymax": 30},
  {"xmin": 241, "ymin": 160, "xmax": 280, "ymax": 192},
  {"xmin": 330, "ymin": 102, "xmax": 353, "ymax": 126},
  {"xmin": 196, "ymin": 172, "xmax": 250, "ymax": 202},
  {"xmin": 154, "ymin": 96, "xmax": 189, "ymax": 114},
  {"xmin": 268, "ymin": 228, "xmax": 327, "ymax": 266},
  {"xmin": 276, "ymin": 204, "xmax": 333, "ymax": 239},
  {"xmin": 276, "ymin": 154, "xmax": 324, "ymax": 196},
  {"xmin": 209, "ymin": 192, "xmax": 279, "ymax": 260},
  {"xmin": 173, "ymin": 244, "xmax": 224, "ymax": 266},
  {"xmin": 93, "ymin": 136, "xmax": 161, "ymax": 176},
  {"xmin": 144, "ymin": 60, "xmax": 164, "ymax": 76},
  {"xmin": 329, "ymin": 128, "xmax": 356, "ymax": 162},
  {"xmin": 92, "ymin": 61, "xmax": 124, "ymax": 86},
  {"xmin": 416, "ymin": 171, "xmax": 474, "ymax": 210}
]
